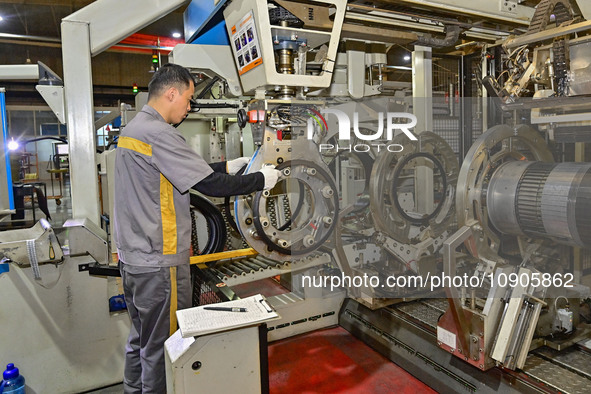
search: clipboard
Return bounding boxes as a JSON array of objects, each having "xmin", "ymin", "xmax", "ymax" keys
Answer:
[
  {"xmin": 176, "ymin": 294, "xmax": 280, "ymax": 338},
  {"xmin": 258, "ymin": 296, "xmax": 275, "ymax": 313}
]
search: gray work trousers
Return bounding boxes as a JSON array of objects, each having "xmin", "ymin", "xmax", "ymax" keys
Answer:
[{"xmin": 120, "ymin": 262, "xmax": 192, "ymax": 394}]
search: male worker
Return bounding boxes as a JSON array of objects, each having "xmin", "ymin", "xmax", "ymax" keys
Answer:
[{"xmin": 113, "ymin": 63, "xmax": 280, "ymax": 393}]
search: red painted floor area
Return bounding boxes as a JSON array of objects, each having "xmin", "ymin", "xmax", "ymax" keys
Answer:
[
  {"xmin": 233, "ymin": 278, "xmax": 434, "ymax": 393},
  {"xmin": 268, "ymin": 326, "xmax": 435, "ymax": 394}
]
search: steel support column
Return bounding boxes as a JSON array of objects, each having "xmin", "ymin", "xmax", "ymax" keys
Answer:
[
  {"xmin": 412, "ymin": 46, "xmax": 434, "ymax": 212},
  {"xmin": 61, "ymin": 21, "xmax": 99, "ymax": 223},
  {"xmin": 412, "ymin": 45, "xmax": 433, "ymax": 134},
  {"xmin": 347, "ymin": 49, "xmax": 366, "ymax": 99}
]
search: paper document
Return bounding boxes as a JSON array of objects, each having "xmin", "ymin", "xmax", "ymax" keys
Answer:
[{"xmin": 177, "ymin": 294, "xmax": 279, "ymax": 338}]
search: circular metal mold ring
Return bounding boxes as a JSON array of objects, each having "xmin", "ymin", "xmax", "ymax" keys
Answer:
[
  {"xmin": 240, "ymin": 159, "xmax": 339, "ymax": 259},
  {"xmin": 369, "ymin": 131, "xmax": 459, "ymax": 243},
  {"xmin": 456, "ymin": 124, "xmax": 554, "ymax": 255}
]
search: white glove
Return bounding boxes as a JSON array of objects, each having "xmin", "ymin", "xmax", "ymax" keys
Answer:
[
  {"xmin": 258, "ymin": 165, "xmax": 281, "ymax": 190},
  {"xmin": 227, "ymin": 157, "xmax": 251, "ymax": 175}
]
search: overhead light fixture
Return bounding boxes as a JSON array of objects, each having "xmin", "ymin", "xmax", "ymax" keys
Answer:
[
  {"xmin": 7, "ymin": 139, "xmax": 19, "ymax": 151},
  {"xmin": 172, "ymin": 32, "xmax": 182, "ymax": 38},
  {"xmin": 0, "ymin": 16, "xmax": 3, "ymax": 22},
  {"xmin": 403, "ymin": 55, "xmax": 411, "ymax": 61}
]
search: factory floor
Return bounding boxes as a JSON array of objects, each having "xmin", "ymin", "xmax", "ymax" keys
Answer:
[
  {"xmin": 14, "ymin": 192, "xmax": 433, "ymax": 393},
  {"xmin": 267, "ymin": 326, "xmax": 434, "ymax": 393},
  {"xmin": 89, "ymin": 324, "xmax": 433, "ymax": 394},
  {"xmin": 234, "ymin": 281, "xmax": 434, "ymax": 393}
]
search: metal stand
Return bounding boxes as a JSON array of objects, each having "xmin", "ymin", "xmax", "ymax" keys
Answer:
[{"xmin": 46, "ymin": 168, "xmax": 68, "ymax": 205}]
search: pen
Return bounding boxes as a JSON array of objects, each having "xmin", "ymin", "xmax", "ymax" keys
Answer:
[{"xmin": 203, "ymin": 306, "xmax": 248, "ymax": 312}]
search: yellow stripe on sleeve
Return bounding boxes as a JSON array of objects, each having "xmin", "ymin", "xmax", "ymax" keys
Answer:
[
  {"xmin": 118, "ymin": 136, "xmax": 152, "ymax": 156},
  {"xmin": 160, "ymin": 174, "xmax": 177, "ymax": 255}
]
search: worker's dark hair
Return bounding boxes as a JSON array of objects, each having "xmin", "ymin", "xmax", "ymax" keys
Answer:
[{"xmin": 148, "ymin": 63, "xmax": 194, "ymax": 100}]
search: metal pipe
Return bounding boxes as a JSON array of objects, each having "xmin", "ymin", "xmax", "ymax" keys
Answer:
[
  {"xmin": 227, "ymin": 264, "xmax": 247, "ymax": 276},
  {"xmin": 503, "ymin": 300, "xmax": 533, "ymax": 369},
  {"xmin": 255, "ymin": 255, "xmax": 283, "ymax": 268},
  {"xmin": 455, "ymin": 41, "xmax": 478, "ymax": 50},
  {"xmin": 0, "ymin": 32, "xmax": 60, "ymax": 43},
  {"xmin": 241, "ymin": 260, "xmax": 264, "ymax": 272},
  {"xmin": 209, "ymin": 268, "xmax": 227, "ymax": 281},
  {"xmin": 505, "ymin": 20, "xmax": 591, "ymax": 49},
  {"xmin": 258, "ymin": 254, "xmax": 289, "ymax": 267},
  {"xmin": 345, "ymin": 13, "xmax": 504, "ymax": 42},
  {"xmin": 219, "ymin": 266, "xmax": 237, "ymax": 278},
  {"xmin": 367, "ymin": 0, "xmax": 532, "ymax": 26},
  {"xmin": 247, "ymin": 258, "xmax": 270, "ymax": 269},
  {"xmin": 0, "ymin": 33, "xmax": 174, "ymax": 52},
  {"xmin": 234, "ymin": 261, "xmax": 255, "ymax": 274}
]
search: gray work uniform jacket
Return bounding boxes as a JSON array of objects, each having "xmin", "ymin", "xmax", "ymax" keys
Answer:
[{"xmin": 113, "ymin": 105, "xmax": 213, "ymax": 267}]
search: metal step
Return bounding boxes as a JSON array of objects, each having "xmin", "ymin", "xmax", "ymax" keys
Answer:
[
  {"xmin": 534, "ymin": 347, "xmax": 591, "ymax": 380},
  {"xmin": 394, "ymin": 300, "xmax": 447, "ymax": 329},
  {"xmin": 421, "ymin": 298, "xmax": 448, "ymax": 313},
  {"xmin": 522, "ymin": 354, "xmax": 591, "ymax": 394}
]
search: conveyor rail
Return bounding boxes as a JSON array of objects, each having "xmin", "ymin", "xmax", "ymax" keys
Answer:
[
  {"xmin": 205, "ymin": 252, "xmax": 332, "ymax": 286},
  {"xmin": 390, "ymin": 299, "xmax": 591, "ymax": 394}
]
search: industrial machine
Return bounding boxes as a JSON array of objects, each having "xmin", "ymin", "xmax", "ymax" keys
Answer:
[
  {"xmin": 340, "ymin": 125, "xmax": 591, "ymax": 390},
  {"xmin": 427, "ymin": 0, "xmax": 591, "ymax": 379},
  {"xmin": 482, "ymin": 0, "xmax": 591, "ymax": 142},
  {"xmin": 483, "ymin": 0, "xmax": 588, "ymax": 102},
  {"xmin": 338, "ymin": 1, "xmax": 591, "ymax": 392},
  {"xmin": 351, "ymin": 128, "xmax": 459, "ymax": 307},
  {"xmin": 178, "ymin": 0, "xmax": 350, "ymax": 341},
  {"xmin": 438, "ymin": 123, "xmax": 590, "ymax": 371},
  {"xmin": 182, "ymin": 0, "xmax": 463, "ymax": 324},
  {"xmin": 177, "ymin": 0, "xmax": 459, "ymax": 346}
]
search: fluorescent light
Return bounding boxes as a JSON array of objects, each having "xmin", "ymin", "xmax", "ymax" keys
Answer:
[
  {"xmin": 172, "ymin": 32, "xmax": 182, "ymax": 38},
  {"xmin": 403, "ymin": 55, "xmax": 411, "ymax": 61},
  {"xmin": 7, "ymin": 139, "xmax": 19, "ymax": 151},
  {"xmin": 0, "ymin": 16, "xmax": 3, "ymax": 22}
]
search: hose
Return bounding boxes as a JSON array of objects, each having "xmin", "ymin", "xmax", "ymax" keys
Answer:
[
  {"xmin": 413, "ymin": 25, "xmax": 461, "ymax": 48},
  {"xmin": 196, "ymin": 76, "xmax": 221, "ymax": 100},
  {"xmin": 189, "ymin": 193, "xmax": 227, "ymax": 257}
]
